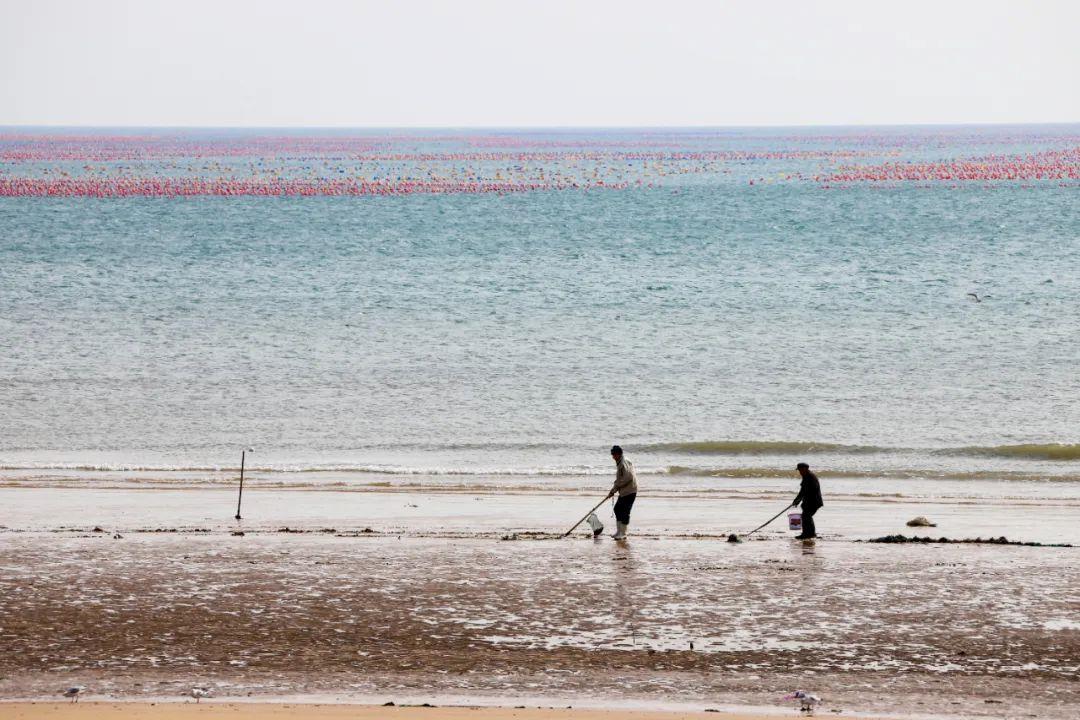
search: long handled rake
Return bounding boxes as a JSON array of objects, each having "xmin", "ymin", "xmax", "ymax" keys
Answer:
[
  {"xmin": 730, "ymin": 503, "xmax": 794, "ymax": 542},
  {"xmin": 562, "ymin": 495, "xmax": 611, "ymax": 537}
]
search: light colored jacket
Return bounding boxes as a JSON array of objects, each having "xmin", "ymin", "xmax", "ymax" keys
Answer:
[{"xmin": 611, "ymin": 458, "xmax": 638, "ymax": 497}]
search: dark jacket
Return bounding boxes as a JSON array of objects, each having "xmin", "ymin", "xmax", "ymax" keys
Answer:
[{"xmin": 793, "ymin": 471, "xmax": 823, "ymax": 509}]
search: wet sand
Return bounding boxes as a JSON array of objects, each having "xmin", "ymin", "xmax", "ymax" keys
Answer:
[
  {"xmin": 2, "ymin": 484, "xmax": 1078, "ymax": 544},
  {"xmin": 1, "ymin": 525, "xmax": 1077, "ymax": 718},
  {"xmin": 0, "ymin": 704, "xmax": 825, "ymax": 720}
]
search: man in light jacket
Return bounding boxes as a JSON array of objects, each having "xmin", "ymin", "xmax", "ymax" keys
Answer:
[{"xmin": 606, "ymin": 445, "xmax": 638, "ymax": 540}]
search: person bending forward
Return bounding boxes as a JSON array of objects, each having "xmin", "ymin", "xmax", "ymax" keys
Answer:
[
  {"xmin": 607, "ymin": 445, "xmax": 638, "ymax": 540},
  {"xmin": 792, "ymin": 462, "xmax": 823, "ymax": 539}
]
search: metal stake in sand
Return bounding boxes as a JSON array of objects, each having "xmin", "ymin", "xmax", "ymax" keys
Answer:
[
  {"xmin": 562, "ymin": 495, "xmax": 611, "ymax": 537},
  {"xmin": 234, "ymin": 447, "xmax": 254, "ymax": 520}
]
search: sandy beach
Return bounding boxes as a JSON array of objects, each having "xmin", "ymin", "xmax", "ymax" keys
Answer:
[
  {"xmin": 0, "ymin": 704, "xmax": 840, "ymax": 720},
  {"xmin": 1, "ymin": 485, "xmax": 1077, "ymax": 719}
]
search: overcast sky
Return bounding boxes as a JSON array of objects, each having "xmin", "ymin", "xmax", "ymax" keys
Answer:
[{"xmin": 2, "ymin": 0, "xmax": 1077, "ymax": 127}]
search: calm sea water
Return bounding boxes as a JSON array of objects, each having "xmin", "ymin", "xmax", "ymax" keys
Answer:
[{"xmin": 2, "ymin": 127, "xmax": 1079, "ymax": 498}]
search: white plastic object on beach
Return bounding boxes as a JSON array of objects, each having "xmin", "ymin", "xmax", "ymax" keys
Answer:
[{"xmin": 788, "ymin": 512, "xmax": 803, "ymax": 531}]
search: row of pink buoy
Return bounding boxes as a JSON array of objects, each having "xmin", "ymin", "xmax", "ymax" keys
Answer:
[
  {"xmin": 0, "ymin": 144, "xmax": 723, "ymax": 191},
  {"xmin": 4, "ymin": 134, "xmax": 1079, "ymax": 191},
  {"xmin": 362, "ymin": 149, "xmax": 874, "ymax": 162},
  {"xmin": 0, "ymin": 144, "xmax": 383, "ymax": 162},
  {"xmin": 0, "ymin": 177, "xmax": 632, "ymax": 197},
  {"xmin": 816, "ymin": 148, "xmax": 1080, "ymax": 183},
  {"xmin": 468, "ymin": 132, "xmax": 1080, "ymax": 150},
  {"xmin": 0, "ymin": 135, "xmax": 392, "ymax": 161},
  {"xmin": 460, "ymin": 137, "xmax": 901, "ymax": 151},
  {"xmin": 0, "ymin": 145, "xmax": 871, "ymax": 163}
]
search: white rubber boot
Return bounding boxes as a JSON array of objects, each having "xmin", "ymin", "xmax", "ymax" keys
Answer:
[{"xmin": 612, "ymin": 521, "xmax": 628, "ymax": 540}]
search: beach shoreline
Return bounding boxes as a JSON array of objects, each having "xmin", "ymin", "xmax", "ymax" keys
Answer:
[
  {"xmin": 2, "ymin": 484, "xmax": 1078, "ymax": 545},
  {"xmin": 0, "ymin": 702, "xmax": 866, "ymax": 720},
  {"xmin": 2, "ymin": 523, "xmax": 1076, "ymax": 719},
  {"xmin": 3, "ymin": 126, "xmax": 1079, "ymax": 720}
]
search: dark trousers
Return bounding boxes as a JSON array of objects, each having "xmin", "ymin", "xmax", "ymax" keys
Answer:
[
  {"xmin": 801, "ymin": 504, "xmax": 820, "ymax": 537},
  {"xmin": 613, "ymin": 493, "xmax": 636, "ymax": 524}
]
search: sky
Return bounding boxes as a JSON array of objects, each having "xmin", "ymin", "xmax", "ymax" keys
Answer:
[{"xmin": 1, "ymin": 0, "xmax": 1078, "ymax": 127}]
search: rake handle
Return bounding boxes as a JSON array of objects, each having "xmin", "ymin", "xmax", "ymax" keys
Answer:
[
  {"xmin": 562, "ymin": 495, "xmax": 611, "ymax": 537},
  {"xmin": 744, "ymin": 503, "xmax": 796, "ymax": 537}
]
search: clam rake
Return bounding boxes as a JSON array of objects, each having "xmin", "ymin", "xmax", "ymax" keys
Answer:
[
  {"xmin": 562, "ymin": 495, "xmax": 611, "ymax": 538},
  {"xmin": 729, "ymin": 503, "xmax": 793, "ymax": 542}
]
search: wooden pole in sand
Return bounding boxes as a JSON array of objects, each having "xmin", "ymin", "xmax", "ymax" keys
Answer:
[{"xmin": 234, "ymin": 447, "xmax": 252, "ymax": 520}]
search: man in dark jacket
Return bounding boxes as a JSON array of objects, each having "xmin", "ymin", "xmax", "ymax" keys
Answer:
[{"xmin": 791, "ymin": 462, "xmax": 823, "ymax": 539}]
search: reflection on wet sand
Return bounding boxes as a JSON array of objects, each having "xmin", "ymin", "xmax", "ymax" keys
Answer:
[
  {"xmin": 612, "ymin": 541, "xmax": 640, "ymax": 650},
  {"xmin": 1, "ymin": 532, "xmax": 1076, "ymax": 718}
]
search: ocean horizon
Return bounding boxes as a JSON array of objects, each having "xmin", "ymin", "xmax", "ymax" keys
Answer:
[{"xmin": 2, "ymin": 124, "xmax": 1079, "ymax": 517}]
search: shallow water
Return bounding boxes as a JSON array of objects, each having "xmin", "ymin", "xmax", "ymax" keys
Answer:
[
  {"xmin": 2, "ymin": 127, "xmax": 1080, "ymax": 488},
  {"xmin": 3, "ymin": 121, "xmax": 1080, "ymax": 652}
]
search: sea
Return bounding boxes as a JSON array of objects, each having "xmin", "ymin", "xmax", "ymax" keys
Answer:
[{"xmin": 1, "ymin": 125, "xmax": 1079, "ymax": 539}]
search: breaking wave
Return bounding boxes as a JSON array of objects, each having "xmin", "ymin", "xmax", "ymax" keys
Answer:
[
  {"xmin": 639, "ymin": 440, "xmax": 1080, "ymax": 461},
  {"xmin": 665, "ymin": 466, "xmax": 1080, "ymax": 482},
  {"xmin": 948, "ymin": 444, "xmax": 1080, "ymax": 461},
  {"xmin": 639, "ymin": 440, "xmax": 890, "ymax": 455},
  {"xmin": 0, "ymin": 461, "xmax": 611, "ymax": 476}
]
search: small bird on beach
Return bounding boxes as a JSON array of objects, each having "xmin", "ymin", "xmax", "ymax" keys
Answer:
[
  {"xmin": 784, "ymin": 690, "xmax": 821, "ymax": 714},
  {"xmin": 62, "ymin": 686, "xmax": 86, "ymax": 703},
  {"xmin": 191, "ymin": 686, "xmax": 213, "ymax": 703}
]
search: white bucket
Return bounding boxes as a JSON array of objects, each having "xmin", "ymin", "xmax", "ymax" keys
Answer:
[
  {"xmin": 586, "ymin": 513, "xmax": 604, "ymax": 537},
  {"xmin": 788, "ymin": 512, "xmax": 803, "ymax": 531}
]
